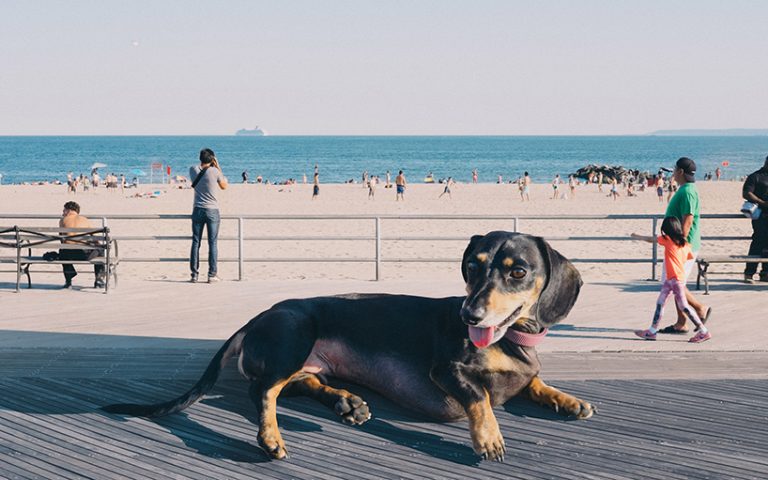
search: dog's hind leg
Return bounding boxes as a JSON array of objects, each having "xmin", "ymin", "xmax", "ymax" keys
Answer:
[
  {"xmin": 248, "ymin": 374, "xmax": 300, "ymax": 460},
  {"xmin": 525, "ymin": 376, "xmax": 595, "ymax": 419},
  {"xmin": 282, "ymin": 372, "xmax": 371, "ymax": 425}
]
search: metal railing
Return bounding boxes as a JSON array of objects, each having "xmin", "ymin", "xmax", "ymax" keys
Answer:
[{"xmin": 0, "ymin": 213, "xmax": 750, "ymax": 281}]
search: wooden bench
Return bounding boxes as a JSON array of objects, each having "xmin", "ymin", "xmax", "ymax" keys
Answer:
[
  {"xmin": 0, "ymin": 226, "xmax": 119, "ymax": 293},
  {"xmin": 696, "ymin": 255, "xmax": 768, "ymax": 294}
]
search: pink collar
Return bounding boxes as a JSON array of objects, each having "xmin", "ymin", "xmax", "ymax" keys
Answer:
[{"xmin": 504, "ymin": 328, "xmax": 548, "ymax": 347}]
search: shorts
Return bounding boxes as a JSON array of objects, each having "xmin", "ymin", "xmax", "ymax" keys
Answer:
[
  {"xmin": 656, "ymin": 187, "xmax": 663, "ymax": 196},
  {"xmin": 661, "ymin": 250, "xmax": 698, "ymax": 283},
  {"xmin": 522, "ymin": 186, "xmax": 529, "ymax": 194},
  {"xmin": 396, "ymin": 185, "xmax": 404, "ymax": 194}
]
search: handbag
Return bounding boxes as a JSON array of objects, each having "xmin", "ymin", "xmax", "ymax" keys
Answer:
[{"xmin": 740, "ymin": 201, "xmax": 762, "ymax": 220}]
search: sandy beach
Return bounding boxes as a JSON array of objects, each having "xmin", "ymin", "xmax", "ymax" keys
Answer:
[{"xmin": 0, "ymin": 180, "xmax": 754, "ymax": 283}]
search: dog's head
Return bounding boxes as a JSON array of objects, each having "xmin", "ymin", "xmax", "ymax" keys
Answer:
[{"xmin": 460, "ymin": 231, "xmax": 582, "ymax": 348}]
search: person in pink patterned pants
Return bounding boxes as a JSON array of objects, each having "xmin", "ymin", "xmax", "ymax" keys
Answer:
[{"xmin": 631, "ymin": 217, "xmax": 712, "ymax": 344}]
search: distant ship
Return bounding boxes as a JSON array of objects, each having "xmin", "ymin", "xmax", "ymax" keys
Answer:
[{"xmin": 235, "ymin": 126, "xmax": 267, "ymax": 136}]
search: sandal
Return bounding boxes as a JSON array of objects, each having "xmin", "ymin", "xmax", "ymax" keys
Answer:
[{"xmin": 658, "ymin": 324, "xmax": 689, "ymax": 334}]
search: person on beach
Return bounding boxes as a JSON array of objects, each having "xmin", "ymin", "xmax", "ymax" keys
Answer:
[
  {"xmin": 609, "ymin": 178, "xmax": 619, "ymax": 201},
  {"xmin": 312, "ymin": 169, "xmax": 319, "ymax": 199},
  {"xmin": 656, "ymin": 175, "xmax": 665, "ymax": 202},
  {"xmin": 568, "ymin": 175, "xmax": 577, "ymax": 198},
  {"xmin": 631, "ymin": 217, "xmax": 711, "ymax": 343},
  {"xmin": 396, "ymin": 170, "xmax": 406, "ymax": 201},
  {"xmin": 551, "ymin": 174, "xmax": 561, "ymax": 199},
  {"xmin": 472, "ymin": 169, "xmax": 478, "ymax": 184},
  {"xmin": 742, "ymin": 156, "xmax": 768, "ymax": 283},
  {"xmin": 189, "ymin": 148, "xmax": 228, "ymax": 283},
  {"xmin": 597, "ymin": 172, "xmax": 604, "ymax": 192},
  {"xmin": 520, "ymin": 171, "xmax": 531, "ymax": 201},
  {"xmin": 385, "ymin": 170, "xmax": 391, "ymax": 188},
  {"xmin": 242, "ymin": 171, "xmax": 248, "ymax": 183},
  {"xmin": 715, "ymin": 167, "xmax": 722, "ymax": 181},
  {"xmin": 657, "ymin": 157, "xmax": 710, "ymax": 334},
  {"xmin": 439, "ymin": 177, "xmax": 454, "ymax": 199},
  {"xmin": 368, "ymin": 175, "xmax": 376, "ymax": 199},
  {"xmin": 59, "ymin": 201, "xmax": 105, "ymax": 289}
]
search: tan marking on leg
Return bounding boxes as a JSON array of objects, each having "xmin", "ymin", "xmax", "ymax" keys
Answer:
[
  {"xmin": 466, "ymin": 389, "xmax": 505, "ymax": 460},
  {"xmin": 526, "ymin": 376, "xmax": 594, "ymax": 419},
  {"xmin": 290, "ymin": 374, "xmax": 371, "ymax": 425},
  {"xmin": 258, "ymin": 374, "xmax": 299, "ymax": 459}
]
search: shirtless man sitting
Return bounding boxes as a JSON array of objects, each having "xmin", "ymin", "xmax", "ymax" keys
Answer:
[{"xmin": 60, "ymin": 201, "xmax": 105, "ymax": 289}]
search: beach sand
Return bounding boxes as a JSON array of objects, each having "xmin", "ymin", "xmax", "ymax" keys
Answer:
[{"xmin": 0, "ymin": 180, "xmax": 753, "ymax": 283}]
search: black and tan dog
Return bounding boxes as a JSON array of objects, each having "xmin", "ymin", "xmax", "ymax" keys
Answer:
[{"xmin": 103, "ymin": 231, "xmax": 594, "ymax": 461}]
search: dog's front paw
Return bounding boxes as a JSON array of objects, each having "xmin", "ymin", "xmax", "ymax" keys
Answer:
[
  {"xmin": 558, "ymin": 397, "xmax": 595, "ymax": 420},
  {"xmin": 258, "ymin": 432, "xmax": 288, "ymax": 460},
  {"xmin": 472, "ymin": 428, "xmax": 506, "ymax": 462},
  {"xmin": 334, "ymin": 395, "xmax": 371, "ymax": 425}
]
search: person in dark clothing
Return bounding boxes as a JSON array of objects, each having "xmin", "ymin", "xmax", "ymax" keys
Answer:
[{"xmin": 743, "ymin": 156, "xmax": 768, "ymax": 283}]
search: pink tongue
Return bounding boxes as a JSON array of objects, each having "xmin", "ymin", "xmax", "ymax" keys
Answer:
[{"xmin": 468, "ymin": 326, "xmax": 494, "ymax": 348}]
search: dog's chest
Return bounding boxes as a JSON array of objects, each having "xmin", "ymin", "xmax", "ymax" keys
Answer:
[{"xmin": 480, "ymin": 346, "xmax": 540, "ymax": 404}]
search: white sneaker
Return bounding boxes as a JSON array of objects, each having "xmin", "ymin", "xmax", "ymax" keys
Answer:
[{"xmin": 207, "ymin": 275, "xmax": 221, "ymax": 283}]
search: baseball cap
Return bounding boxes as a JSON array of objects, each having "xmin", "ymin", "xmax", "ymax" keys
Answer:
[{"xmin": 675, "ymin": 157, "xmax": 696, "ymax": 183}]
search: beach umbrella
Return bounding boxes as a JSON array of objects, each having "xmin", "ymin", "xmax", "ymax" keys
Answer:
[
  {"xmin": 90, "ymin": 162, "xmax": 107, "ymax": 170},
  {"xmin": 132, "ymin": 169, "xmax": 147, "ymax": 176}
]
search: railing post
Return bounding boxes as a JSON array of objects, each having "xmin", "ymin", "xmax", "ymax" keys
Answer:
[
  {"xmin": 651, "ymin": 217, "xmax": 658, "ymax": 281},
  {"xmin": 101, "ymin": 217, "xmax": 108, "ymax": 227},
  {"xmin": 375, "ymin": 217, "xmax": 381, "ymax": 281},
  {"xmin": 513, "ymin": 217, "xmax": 519, "ymax": 233},
  {"xmin": 238, "ymin": 217, "xmax": 244, "ymax": 281}
]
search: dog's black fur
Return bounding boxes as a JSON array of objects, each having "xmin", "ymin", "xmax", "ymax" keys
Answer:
[{"xmin": 103, "ymin": 231, "xmax": 594, "ymax": 461}]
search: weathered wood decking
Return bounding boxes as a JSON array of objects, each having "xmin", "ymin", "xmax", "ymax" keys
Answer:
[{"xmin": 1, "ymin": 348, "xmax": 766, "ymax": 480}]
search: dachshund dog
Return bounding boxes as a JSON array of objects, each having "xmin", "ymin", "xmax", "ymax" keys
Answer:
[{"xmin": 103, "ymin": 231, "xmax": 594, "ymax": 462}]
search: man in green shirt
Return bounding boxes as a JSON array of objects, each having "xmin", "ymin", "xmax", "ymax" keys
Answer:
[{"xmin": 659, "ymin": 157, "xmax": 711, "ymax": 334}]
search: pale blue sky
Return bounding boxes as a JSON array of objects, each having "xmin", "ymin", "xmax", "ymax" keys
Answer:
[{"xmin": 1, "ymin": 1, "xmax": 766, "ymax": 135}]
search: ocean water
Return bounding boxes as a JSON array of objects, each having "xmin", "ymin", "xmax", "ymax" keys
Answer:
[{"xmin": 1, "ymin": 136, "xmax": 766, "ymax": 184}]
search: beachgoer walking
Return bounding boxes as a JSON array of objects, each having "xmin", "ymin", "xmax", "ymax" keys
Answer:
[
  {"xmin": 715, "ymin": 167, "xmax": 722, "ymax": 181},
  {"xmin": 312, "ymin": 169, "xmax": 319, "ymax": 199},
  {"xmin": 742, "ymin": 156, "xmax": 768, "ymax": 283},
  {"xmin": 362, "ymin": 170, "xmax": 368, "ymax": 188},
  {"xmin": 609, "ymin": 178, "xmax": 619, "ymax": 201},
  {"xmin": 597, "ymin": 172, "xmax": 604, "ymax": 192},
  {"xmin": 58, "ymin": 201, "xmax": 105, "ymax": 289},
  {"xmin": 385, "ymin": 170, "xmax": 391, "ymax": 188},
  {"xmin": 439, "ymin": 177, "xmax": 453, "ymax": 199},
  {"xmin": 631, "ymin": 217, "xmax": 711, "ymax": 343},
  {"xmin": 396, "ymin": 170, "xmax": 406, "ymax": 201},
  {"xmin": 656, "ymin": 176, "xmax": 665, "ymax": 202},
  {"xmin": 551, "ymin": 174, "xmax": 561, "ymax": 199},
  {"xmin": 472, "ymin": 169, "xmax": 478, "ymax": 184},
  {"xmin": 568, "ymin": 175, "xmax": 576, "ymax": 198},
  {"xmin": 189, "ymin": 148, "xmax": 228, "ymax": 283},
  {"xmin": 656, "ymin": 157, "xmax": 710, "ymax": 334},
  {"xmin": 368, "ymin": 175, "xmax": 376, "ymax": 199},
  {"xmin": 242, "ymin": 171, "xmax": 248, "ymax": 183}
]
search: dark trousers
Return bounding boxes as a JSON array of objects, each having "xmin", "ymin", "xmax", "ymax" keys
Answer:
[
  {"xmin": 745, "ymin": 215, "xmax": 768, "ymax": 276},
  {"xmin": 190, "ymin": 207, "xmax": 220, "ymax": 277},
  {"xmin": 60, "ymin": 248, "xmax": 104, "ymax": 282}
]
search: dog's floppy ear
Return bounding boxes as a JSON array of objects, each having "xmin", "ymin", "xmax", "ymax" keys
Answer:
[
  {"xmin": 534, "ymin": 237, "xmax": 582, "ymax": 327},
  {"xmin": 461, "ymin": 234, "xmax": 484, "ymax": 282}
]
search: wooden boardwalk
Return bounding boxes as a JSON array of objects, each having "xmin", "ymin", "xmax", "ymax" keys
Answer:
[{"xmin": 1, "ymin": 348, "xmax": 766, "ymax": 479}]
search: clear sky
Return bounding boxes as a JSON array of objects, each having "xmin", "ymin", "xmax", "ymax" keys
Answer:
[{"xmin": 1, "ymin": 0, "xmax": 767, "ymax": 135}]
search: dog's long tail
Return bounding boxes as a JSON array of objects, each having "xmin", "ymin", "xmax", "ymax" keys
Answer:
[{"xmin": 101, "ymin": 330, "xmax": 246, "ymax": 417}]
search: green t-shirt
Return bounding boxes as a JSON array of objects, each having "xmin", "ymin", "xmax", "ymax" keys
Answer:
[{"xmin": 665, "ymin": 182, "xmax": 700, "ymax": 251}]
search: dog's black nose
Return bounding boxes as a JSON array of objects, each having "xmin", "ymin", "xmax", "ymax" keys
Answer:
[{"xmin": 461, "ymin": 306, "xmax": 486, "ymax": 325}]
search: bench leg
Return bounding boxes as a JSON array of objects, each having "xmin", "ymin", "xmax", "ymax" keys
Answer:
[
  {"xmin": 23, "ymin": 264, "xmax": 31, "ymax": 289},
  {"xmin": 702, "ymin": 262, "xmax": 710, "ymax": 295}
]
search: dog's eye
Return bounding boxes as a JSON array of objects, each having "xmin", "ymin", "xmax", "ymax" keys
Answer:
[
  {"xmin": 467, "ymin": 262, "xmax": 479, "ymax": 275},
  {"xmin": 510, "ymin": 267, "xmax": 527, "ymax": 279}
]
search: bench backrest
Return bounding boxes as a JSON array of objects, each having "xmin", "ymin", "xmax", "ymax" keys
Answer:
[{"xmin": 0, "ymin": 226, "xmax": 112, "ymax": 251}]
